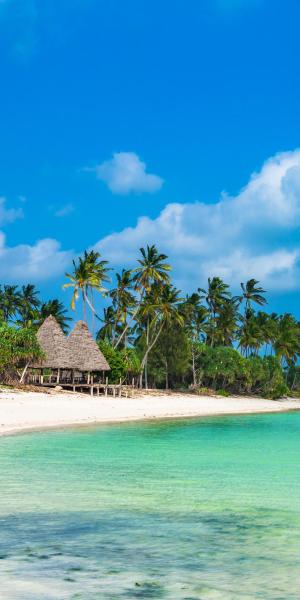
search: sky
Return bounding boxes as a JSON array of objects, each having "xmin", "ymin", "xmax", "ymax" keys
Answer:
[{"xmin": 1, "ymin": 0, "xmax": 300, "ymax": 317}]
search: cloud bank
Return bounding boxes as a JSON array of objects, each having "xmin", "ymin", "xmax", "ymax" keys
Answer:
[
  {"xmin": 94, "ymin": 152, "xmax": 164, "ymax": 195},
  {"xmin": 2, "ymin": 150, "xmax": 300, "ymax": 291},
  {"xmin": 0, "ymin": 234, "xmax": 73, "ymax": 281},
  {"xmin": 94, "ymin": 150, "xmax": 300, "ymax": 292}
]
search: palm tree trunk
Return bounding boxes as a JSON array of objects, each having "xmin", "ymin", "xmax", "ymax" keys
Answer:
[
  {"xmin": 144, "ymin": 316, "xmax": 150, "ymax": 389},
  {"xmin": 114, "ymin": 305, "xmax": 138, "ymax": 349},
  {"xmin": 165, "ymin": 358, "xmax": 168, "ymax": 390},
  {"xmin": 82, "ymin": 290, "xmax": 87, "ymax": 323},
  {"xmin": 140, "ymin": 320, "xmax": 165, "ymax": 384},
  {"xmin": 192, "ymin": 345, "xmax": 196, "ymax": 386},
  {"xmin": 19, "ymin": 362, "xmax": 29, "ymax": 384},
  {"xmin": 114, "ymin": 290, "xmax": 144, "ymax": 349},
  {"xmin": 91, "ymin": 289, "xmax": 95, "ymax": 334}
]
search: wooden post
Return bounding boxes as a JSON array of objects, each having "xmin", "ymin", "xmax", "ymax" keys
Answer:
[
  {"xmin": 105, "ymin": 377, "xmax": 108, "ymax": 397},
  {"xmin": 41, "ymin": 369, "xmax": 44, "ymax": 384},
  {"xmin": 87, "ymin": 372, "xmax": 90, "ymax": 385},
  {"xmin": 57, "ymin": 368, "xmax": 60, "ymax": 384},
  {"xmin": 90, "ymin": 386, "xmax": 93, "ymax": 396}
]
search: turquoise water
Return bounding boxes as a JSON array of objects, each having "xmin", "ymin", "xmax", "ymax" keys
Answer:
[{"xmin": 0, "ymin": 413, "xmax": 300, "ymax": 599}]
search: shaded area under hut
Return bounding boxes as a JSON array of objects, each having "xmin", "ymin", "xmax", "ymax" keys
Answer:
[{"xmin": 28, "ymin": 316, "xmax": 112, "ymax": 395}]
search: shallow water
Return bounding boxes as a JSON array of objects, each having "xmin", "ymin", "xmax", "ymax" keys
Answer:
[{"xmin": 0, "ymin": 413, "xmax": 299, "ymax": 599}]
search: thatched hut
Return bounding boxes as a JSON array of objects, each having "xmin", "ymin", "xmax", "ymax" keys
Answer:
[
  {"xmin": 29, "ymin": 316, "xmax": 110, "ymax": 388},
  {"xmin": 68, "ymin": 321, "xmax": 110, "ymax": 374},
  {"xmin": 34, "ymin": 315, "xmax": 71, "ymax": 368}
]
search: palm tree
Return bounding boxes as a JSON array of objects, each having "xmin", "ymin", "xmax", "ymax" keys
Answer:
[
  {"xmin": 273, "ymin": 314, "xmax": 300, "ymax": 367},
  {"xmin": 255, "ymin": 311, "xmax": 278, "ymax": 356},
  {"xmin": 96, "ymin": 306, "xmax": 119, "ymax": 343},
  {"xmin": 180, "ymin": 293, "xmax": 208, "ymax": 385},
  {"xmin": 237, "ymin": 310, "xmax": 265, "ymax": 357},
  {"xmin": 239, "ymin": 279, "xmax": 267, "ymax": 313},
  {"xmin": 0, "ymin": 285, "xmax": 22, "ymax": 323},
  {"xmin": 214, "ymin": 298, "xmax": 239, "ymax": 346},
  {"xmin": 63, "ymin": 250, "xmax": 110, "ymax": 324},
  {"xmin": 198, "ymin": 277, "xmax": 231, "ymax": 346},
  {"xmin": 17, "ymin": 284, "xmax": 41, "ymax": 327},
  {"xmin": 110, "ymin": 269, "xmax": 136, "ymax": 348},
  {"xmin": 138, "ymin": 283, "xmax": 183, "ymax": 387},
  {"xmin": 133, "ymin": 244, "xmax": 171, "ymax": 292},
  {"xmin": 37, "ymin": 299, "xmax": 71, "ymax": 333},
  {"xmin": 114, "ymin": 245, "xmax": 171, "ymax": 349}
]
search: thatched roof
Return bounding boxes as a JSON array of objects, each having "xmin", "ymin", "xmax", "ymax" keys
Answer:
[
  {"xmin": 32, "ymin": 315, "xmax": 71, "ymax": 368},
  {"xmin": 67, "ymin": 321, "xmax": 110, "ymax": 372},
  {"xmin": 32, "ymin": 316, "xmax": 110, "ymax": 372}
]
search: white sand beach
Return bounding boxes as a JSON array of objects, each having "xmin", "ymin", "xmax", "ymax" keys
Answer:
[{"xmin": 0, "ymin": 388, "xmax": 300, "ymax": 436}]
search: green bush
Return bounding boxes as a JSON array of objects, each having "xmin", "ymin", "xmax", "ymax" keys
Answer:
[
  {"xmin": 0, "ymin": 322, "xmax": 43, "ymax": 382},
  {"xmin": 261, "ymin": 355, "xmax": 289, "ymax": 400},
  {"xmin": 198, "ymin": 345, "xmax": 249, "ymax": 391},
  {"xmin": 98, "ymin": 340, "xmax": 140, "ymax": 384},
  {"xmin": 216, "ymin": 388, "xmax": 230, "ymax": 397}
]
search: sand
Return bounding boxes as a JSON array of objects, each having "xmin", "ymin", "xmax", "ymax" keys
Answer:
[{"xmin": 0, "ymin": 388, "xmax": 299, "ymax": 436}]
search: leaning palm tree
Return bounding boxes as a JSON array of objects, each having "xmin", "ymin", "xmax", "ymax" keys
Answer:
[{"xmin": 239, "ymin": 279, "xmax": 267, "ymax": 313}]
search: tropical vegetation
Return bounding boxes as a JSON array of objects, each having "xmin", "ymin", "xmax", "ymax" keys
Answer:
[{"xmin": 1, "ymin": 244, "xmax": 300, "ymax": 398}]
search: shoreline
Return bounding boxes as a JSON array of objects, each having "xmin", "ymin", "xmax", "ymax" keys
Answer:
[{"xmin": 1, "ymin": 389, "xmax": 300, "ymax": 437}]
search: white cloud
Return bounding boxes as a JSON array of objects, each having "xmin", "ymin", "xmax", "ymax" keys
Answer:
[
  {"xmin": 94, "ymin": 150, "xmax": 300, "ymax": 292},
  {"xmin": 93, "ymin": 152, "xmax": 164, "ymax": 195},
  {"xmin": 54, "ymin": 203, "xmax": 74, "ymax": 217},
  {"xmin": 0, "ymin": 197, "xmax": 23, "ymax": 225},
  {"xmin": 0, "ymin": 234, "xmax": 73, "ymax": 281}
]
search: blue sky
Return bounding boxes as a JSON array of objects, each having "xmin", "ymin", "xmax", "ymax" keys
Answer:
[{"xmin": 1, "ymin": 0, "xmax": 300, "ymax": 316}]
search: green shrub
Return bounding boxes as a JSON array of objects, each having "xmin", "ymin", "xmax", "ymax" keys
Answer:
[
  {"xmin": 216, "ymin": 388, "xmax": 230, "ymax": 397},
  {"xmin": 98, "ymin": 340, "xmax": 140, "ymax": 384},
  {"xmin": 198, "ymin": 345, "xmax": 249, "ymax": 391},
  {"xmin": 0, "ymin": 322, "xmax": 43, "ymax": 382},
  {"xmin": 261, "ymin": 356, "xmax": 289, "ymax": 399}
]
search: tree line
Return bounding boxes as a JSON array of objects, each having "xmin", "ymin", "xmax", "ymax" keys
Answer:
[{"xmin": 1, "ymin": 245, "xmax": 300, "ymax": 397}]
